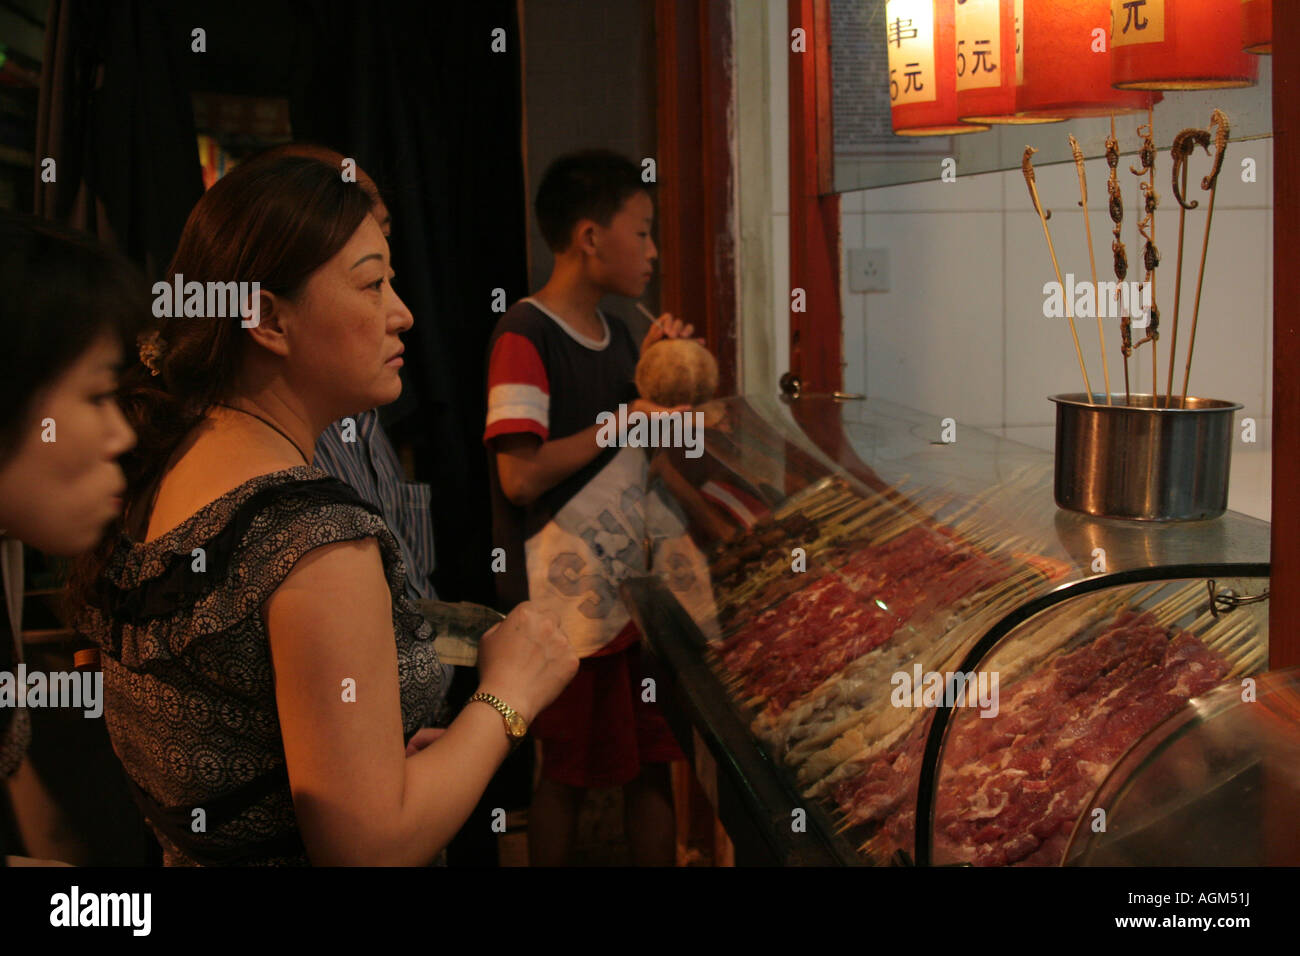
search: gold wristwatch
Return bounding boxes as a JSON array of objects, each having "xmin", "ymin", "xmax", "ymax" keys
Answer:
[{"xmin": 468, "ymin": 692, "xmax": 528, "ymax": 747}]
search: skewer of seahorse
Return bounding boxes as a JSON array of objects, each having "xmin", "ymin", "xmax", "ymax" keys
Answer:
[
  {"xmin": 1070, "ymin": 133, "xmax": 1111, "ymax": 404},
  {"xmin": 1023, "ymin": 146, "xmax": 1093, "ymax": 398},
  {"xmin": 1181, "ymin": 109, "xmax": 1231, "ymax": 406},
  {"xmin": 1166, "ymin": 126, "xmax": 1212, "ymax": 408}
]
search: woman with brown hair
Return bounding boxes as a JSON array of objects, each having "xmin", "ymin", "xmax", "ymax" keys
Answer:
[{"xmin": 71, "ymin": 155, "xmax": 576, "ymax": 865}]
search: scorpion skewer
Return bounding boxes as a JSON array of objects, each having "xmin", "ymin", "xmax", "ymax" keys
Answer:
[
  {"xmin": 1130, "ymin": 108, "xmax": 1161, "ymax": 401},
  {"xmin": 1071, "ymin": 134, "xmax": 1111, "ymax": 404},
  {"xmin": 1106, "ymin": 116, "xmax": 1132, "ymax": 403}
]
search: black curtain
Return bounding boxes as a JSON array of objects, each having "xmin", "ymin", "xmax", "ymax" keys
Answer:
[
  {"xmin": 35, "ymin": 0, "xmax": 530, "ymax": 606},
  {"xmin": 289, "ymin": 1, "xmax": 529, "ymax": 605},
  {"xmin": 36, "ymin": 0, "xmax": 205, "ymax": 276}
]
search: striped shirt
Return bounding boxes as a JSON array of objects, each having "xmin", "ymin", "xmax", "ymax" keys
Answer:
[
  {"xmin": 483, "ymin": 298, "xmax": 642, "ymax": 655},
  {"xmin": 313, "ymin": 409, "xmax": 437, "ymax": 601}
]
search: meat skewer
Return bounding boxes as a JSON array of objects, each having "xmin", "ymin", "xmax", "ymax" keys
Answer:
[
  {"xmin": 1181, "ymin": 109, "xmax": 1231, "ymax": 406},
  {"xmin": 1023, "ymin": 146, "xmax": 1094, "ymax": 399},
  {"xmin": 1070, "ymin": 134, "xmax": 1111, "ymax": 405},
  {"xmin": 1166, "ymin": 128, "xmax": 1213, "ymax": 408},
  {"xmin": 1106, "ymin": 117, "xmax": 1132, "ymax": 404}
]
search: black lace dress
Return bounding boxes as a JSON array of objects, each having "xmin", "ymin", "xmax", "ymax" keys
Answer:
[{"xmin": 76, "ymin": 467, "xmax": 452, "ymax": 866}]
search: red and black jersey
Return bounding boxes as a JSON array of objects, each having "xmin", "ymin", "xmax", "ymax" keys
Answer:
[{"xmin": 483, "ymin": 298, "xmax": 642, "ymax": 634}]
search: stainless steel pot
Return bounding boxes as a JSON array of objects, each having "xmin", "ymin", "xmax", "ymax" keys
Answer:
[{"xmin": 1049, "ymin": 394, "xmax": 1242, "ymax": 521}]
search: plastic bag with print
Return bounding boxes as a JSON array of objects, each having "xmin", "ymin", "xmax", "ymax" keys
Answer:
[
  {"xmin": 524, "ymin": 446, "xmax": 650, "ymax": 658},
  {"xmin": 644, "ymin": 476, "xmax": 719, "ymax": 645}
]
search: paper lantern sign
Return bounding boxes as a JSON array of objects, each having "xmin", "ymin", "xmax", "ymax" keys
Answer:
[
  {"xmin": 1111, "ymin": 0, "xmax": 1258, "ymax": 89},
  {"xmin": 1242, "ymin": 0, "xmax": 1271, "ymax": 55},
  {"xmin": 1019, "ymin": 0, "xmax": 1158, "ymax": 118},
  {"xmin": 957, "ymin": 0, "xmax": 1054, "ymax": 124},
  {"xmin": 636, "ymin": 339, "xmax": 719, "ymax": 408},
  {"xmin": 887, "ymin": 0, "xmax": 989, "ymax": 135}
]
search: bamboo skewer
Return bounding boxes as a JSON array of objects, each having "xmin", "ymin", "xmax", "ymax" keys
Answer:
[
  {"xmin": 1023, "ymin": 146, "xmax": 1094, "ymax": 399},
  {"xmin": 1165, "ymin": 128, "xmax": 1212, "ymax": 408},
  {"xmin": 1106, "ymin": 116, "xmax": 1132, "ymax": 404},
  {"xmin": 1070, "ymin": 134, "xmax": 1111, "ymax": 404},
  {"xmin": 1129, "ymin": 109, "xmax": 1161, "ymax": 401},
  {"xmin": 1181, "ymin": 110, "xmax": 1231, "ymax": 406}
]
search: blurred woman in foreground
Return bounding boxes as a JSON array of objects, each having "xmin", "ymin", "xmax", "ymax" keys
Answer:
[{"xmin": 0, "ymin": 214, "xmax": 142, "ymax": 865}]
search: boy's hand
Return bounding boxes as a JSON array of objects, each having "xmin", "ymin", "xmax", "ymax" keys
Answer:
[
  {"xmin": 641, "ymin": 312, "xmax": 696, "ymax": 353},
  {"xmin": 630, "ymin": 397, "xmax": 692, "ymax": 417}
]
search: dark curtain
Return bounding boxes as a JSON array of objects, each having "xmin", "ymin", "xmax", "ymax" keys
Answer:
[
  {"xmin": 33, "ymin": 0, "xmax": 530, "ymax": 606},
  {"xmin": 35, "ymin": 0, "xmax": 205, "ymax": 277},
  {"xmin": 289, "ymin": 0, "xmax": 529, "ymax": 605}
]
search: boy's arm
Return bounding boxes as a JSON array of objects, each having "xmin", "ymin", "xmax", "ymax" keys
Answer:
[
  {"xmin": 494, "ymin": 397, "xmax": 685, "ymax": 507},
  {"xmin": 492, "ymin": 426, "xmax": 603, "ymax": 507}
]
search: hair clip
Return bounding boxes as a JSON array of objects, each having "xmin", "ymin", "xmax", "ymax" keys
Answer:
[{"xmin": 138, "ymin": 331, "xmax": 166, "ymax": 376}]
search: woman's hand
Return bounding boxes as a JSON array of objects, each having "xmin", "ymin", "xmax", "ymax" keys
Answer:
[
  {"xmin": 475, "ymin": 602, "xmax": 578, "ymax": 724},
  {"xmin": 640, "ymin": 312, "xmax": 695, "ymax": 354},
  {"xmin": 269, "ymin": 543, "xmax": 575, "ymax": 866}
]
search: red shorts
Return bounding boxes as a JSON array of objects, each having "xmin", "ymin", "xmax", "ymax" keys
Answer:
[{"xmin": 530, "ymin": 623, "xmax": 684, "ymax": 788}]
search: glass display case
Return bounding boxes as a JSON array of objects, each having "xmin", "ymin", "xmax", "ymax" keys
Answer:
[
  {"xmin": 621, "ymin": 393, "xmax": 1274, "ymax": 866},
  {"xmin": 1064, "ymin": 668, "xmax": 1300, "ymax": 867}
]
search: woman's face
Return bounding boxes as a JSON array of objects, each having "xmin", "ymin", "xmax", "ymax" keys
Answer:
[
  {"xmin": 282, "ymin": 215, "xmax": 414, "ymax": 419},
  {"xmin": 0, "ymin": 335, "xmax": 136, "ymax": 555}
]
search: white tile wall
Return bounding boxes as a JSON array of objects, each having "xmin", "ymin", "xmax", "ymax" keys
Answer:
[{"xmin": 839, "ymin": 141, "xmax": 1274, "ymax": 520}]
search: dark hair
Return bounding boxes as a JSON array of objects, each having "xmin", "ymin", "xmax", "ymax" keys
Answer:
[
  {"xmin": 240, "ymin": 142, "xmax": 385, "ymax": 207},
  {"xmin": 534, "ymin": 149, "xmax": 649, "ymax": 253},
  {"xmin": 117, "ymin": 155, "xmax": 374, "ymax": 494},
  {"xmin": 68, "ymin": 156, "xmax": 373, "ymax": 608},
  {"xmin": 0, "ymin": 213, "xmax": 149, "ymax": 466}
]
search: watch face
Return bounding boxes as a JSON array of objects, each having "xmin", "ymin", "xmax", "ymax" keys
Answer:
[{"xmin": 506, "ymin": 712, "xmax": 527, "ymax": 738}]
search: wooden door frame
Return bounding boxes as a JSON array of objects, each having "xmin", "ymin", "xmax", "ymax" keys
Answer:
[
  {"xmin": 788, "ymin": 0, "xmax": 843, "ymax": 394},
  {"xmin": 1271, "ymin": 5, "xmax": 1297, "ymax": 668},
  {"xmin": 655, "ymin": 0, "xmax": 739, "ymax": 398}
]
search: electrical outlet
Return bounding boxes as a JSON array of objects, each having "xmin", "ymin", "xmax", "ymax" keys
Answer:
[{"xmin": 849, "ymin": 248, "xmax": 890, "ymax": 293}]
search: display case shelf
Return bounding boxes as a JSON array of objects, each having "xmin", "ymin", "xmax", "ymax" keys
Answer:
[{"xmin": 622, "ymin": 394, "xmax": 1273, "ymax": 866}]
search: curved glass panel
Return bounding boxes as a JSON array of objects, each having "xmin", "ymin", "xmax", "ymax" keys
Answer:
[{"xmin": 1064, "ymin": 668, "xmax": 1300, "ymax": 866}]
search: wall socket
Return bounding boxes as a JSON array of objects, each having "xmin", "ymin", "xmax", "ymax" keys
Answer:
[{"xmin": 849, "ymin": 248, "xmax": 890, "ymax": 293}]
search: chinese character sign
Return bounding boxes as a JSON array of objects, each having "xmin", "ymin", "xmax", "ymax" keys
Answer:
[
  {"xmin": 956, "ymin": 0, "xmax": 1002, "ymax": 92},
  {"xmin": 1015, "ymin": 0, "xmax": 1024, "ymax": 85},
  {"xmin": 1111, "ymin": 0, "xmax": 1166, "ymax": 47},
  {"xmin": 886, "ymin": 0, "xmax": 937, "ymax": 106}
]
